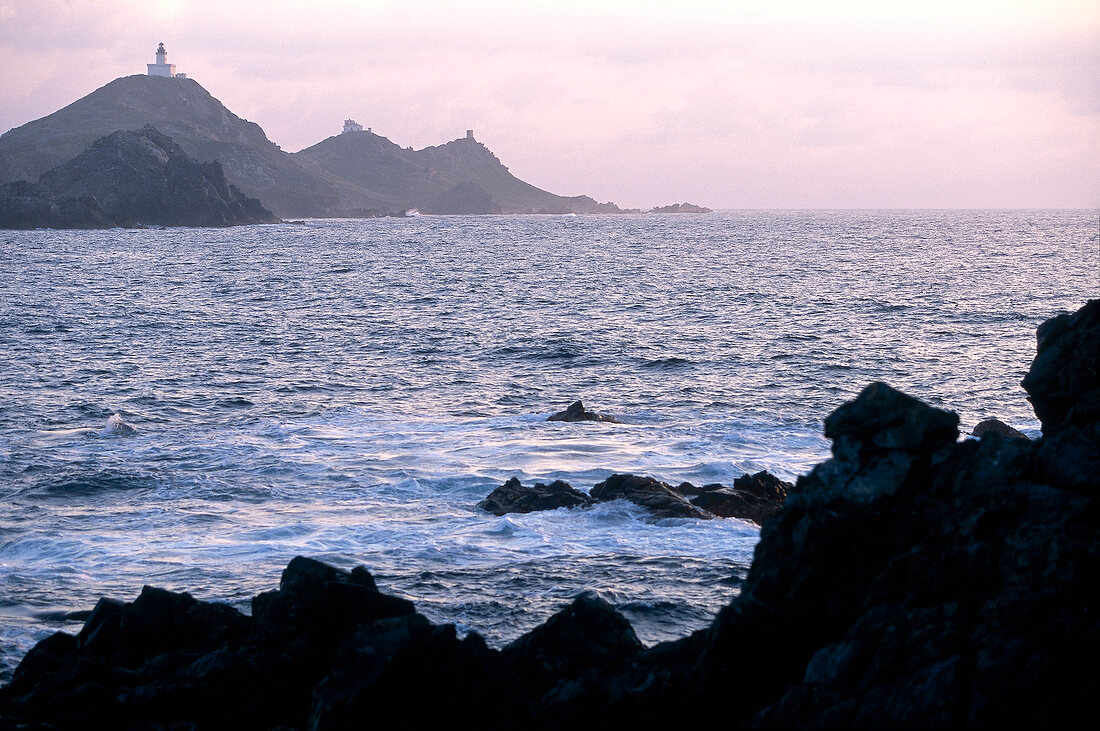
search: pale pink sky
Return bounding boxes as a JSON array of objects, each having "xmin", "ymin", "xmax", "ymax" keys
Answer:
[{"xmin": 1, "ymin": 0, "xmax": 1098, "ymax": 208}]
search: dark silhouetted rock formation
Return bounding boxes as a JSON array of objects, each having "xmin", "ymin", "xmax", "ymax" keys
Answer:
[
  {"xmin": 0, "ymin": 127, "xmax": 278, "ymax": 229},
  {"xmin": 590, "ymin": 474, "xmax": 713, "ymax": 519},
  {"xmin": 2, "ymin": 300, "xmax": 1096, "ymax": 730},
  {"xmin": 687, "ymin": 470, "xmax": 791, "ymax": 523},
  {"xmin": 546, "ymin": 400, "xmax": 622, "ymax": 423},
  {"xmin": 1021, "ymin": 301, "xmax": 1100, "ymax": 495},
  {"xmin": 478, "ymin": 471, "xmax": 789, "ymax": 523},
  {"xmin": 971, "ymin": 417, "xmax": 1027, "ymax": 439},
  {"xmin": 477, "ymin": 477, "xmax": 594, "ymax": 515}
]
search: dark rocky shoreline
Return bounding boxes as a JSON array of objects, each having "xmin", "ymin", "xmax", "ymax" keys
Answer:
[{"xmin": 1, "ymin": 300, "xmax": 1096, "ymax": 730}]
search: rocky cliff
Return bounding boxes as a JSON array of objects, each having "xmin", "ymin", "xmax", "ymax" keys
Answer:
[
  {"xmin": 2, "ymin": 300, "xmax": 1094, "ymax": 729},
  {"xmin": 0, "ymin": 127, "xmax": 278, "ymax": 228},
  {"xmin": 0, "ymin": 75, "xmax": 621, "ymax": 217}
]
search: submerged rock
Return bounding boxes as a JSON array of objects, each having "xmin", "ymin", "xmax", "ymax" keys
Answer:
[
  {"xmin": 547, "ymin": 400, "xmax": 622, "ymax": 423},
  {"xmin": 477, "ymin": 477, "xmax": 594, "ymax": 515},
  {"xmin": 590, "ymin": 474, "xmax": 713, "ymax": 519}
]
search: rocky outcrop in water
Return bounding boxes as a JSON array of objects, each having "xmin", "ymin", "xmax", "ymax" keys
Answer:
[
  {"xmin": 477, "ymin": 477, "xmax": 594, "ymax": 515},
  {"xmin": 649, "ymin": 202, "xmax": 712, "ymax": 213},
  {"xmin": 2, "ymin": 300, "xmax": 1096, "ymax": 729},
  {"xmin": 971, "ymin": 417, "xmax": 1027, "ymax": 439},
  {"xmin": 546, "ymin": 400, "xmax": 622, "ymax": 423},
  {"xmin": 590, "ymin": 473, "xmax": 714, "ymax": 519},
  {"xmin": 478, "ymin": 470, "xmax": 790, "ymax": 523},
  {"xmin": 686, "ymin": 470, "xmax": 791, "ymax": 523}
]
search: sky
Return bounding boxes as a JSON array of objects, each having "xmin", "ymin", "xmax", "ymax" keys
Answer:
[{"xmin": 1, "ymin": 0, "xmax": 1097, "ymax": 209}]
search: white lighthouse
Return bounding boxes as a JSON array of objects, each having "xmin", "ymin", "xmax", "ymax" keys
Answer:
[{"xmin": 147, "ymin": 43, "xmax": 179, "ymax": 77}]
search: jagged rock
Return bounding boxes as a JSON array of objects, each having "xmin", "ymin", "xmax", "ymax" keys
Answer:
[
  {"xmin": 590, "ymin": 474, "xmax": 713, "ymax": 519},
  {"xmin": 689, "ymin": 470, "xmax": 791, "ymax": 524},
  {"xmin": 502, "ymin": 592, "xmax": 643, "ymax": 705},
  {"xmin": 1, "ymin": 127, "xmax": 279, "ymax": 229},
  {"xmin": 43, "ymin": 127, "xmax": 278, "ymax": 227},
  {"xmin": 477, "ymin": 477, "xmax": 594, "ymax": 515},
  {"xmin": 972, "ymin": 417, "xmax": 1027, "ymax": 439},
  {"xmin": 689, "ymin": 305, "xmax": 1099, "ymax": 729},
  {"xmin": 1022, "ymin": 299, "xmax": 1100, "ymax": 435},
  {"xmin": 1022, "ymin": 300, "xmax": 1100, "ymax": 494},
  {"xmin": 547, "ymin": 400, "xmax": 622, "ymax": 423}
]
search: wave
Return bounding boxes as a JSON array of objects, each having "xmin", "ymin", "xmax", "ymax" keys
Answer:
[
  {"xmin": 100, "ymin": 413, "xmax": 136, "ymax": 437},
  {"xmin": 642, "ymin": 357, "xmax": 692, "ymax": 369},
  {"xmin": 24, "ymin": 468, "xmax": 157, "ymax": 497}
]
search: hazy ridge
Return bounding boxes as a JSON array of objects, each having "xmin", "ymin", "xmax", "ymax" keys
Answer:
[{"xmin": 0, "ymin": 75, "xmax": 621, "ymax": 218}]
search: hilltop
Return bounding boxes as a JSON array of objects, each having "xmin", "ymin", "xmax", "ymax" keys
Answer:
[
  {"xmin": 0, "ymin": 75, "xmax": 621, "ymax": 217},
  {"xmin": 295, "ymin": 131, "xmax": 619, "ymax": 214}
]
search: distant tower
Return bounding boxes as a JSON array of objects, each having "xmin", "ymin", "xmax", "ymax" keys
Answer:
[
  {"xmin": 466, "ymin": 129, "xmax": 474, "ymax": 140},
  {"xmin": 343, "ymin": 119, "xmax": 364, "ymax": 134},
  {"xmin": 147, "ymin": 42, "xmax": 178, "ymax": 78}
]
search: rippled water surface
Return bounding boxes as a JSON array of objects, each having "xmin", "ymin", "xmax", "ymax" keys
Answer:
[{"xmin": 0, "ymin": 210, "xmax": 1096, "ymax": 680}]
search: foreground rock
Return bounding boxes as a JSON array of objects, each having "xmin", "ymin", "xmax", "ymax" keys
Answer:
[
  {"xmin": 0, "ymin": 127, "xmax": 278, "ymax": 229},
  {"xmin": 1021, "ymin": 301, "xmax": 1100, "ymax": 494},
  {"xmin": 590, "ymin": 474, "xmax": 713, "ymax": 519},
  {"xmin": 477, "ymin": 477, "xmax": 594, "ymax": 515},
  {"xmin": 547, "ymin": 400, "xmax": 622, "ymax": 423},
  {"xmin": 2, "ymin": 301, "xmax": 1096, "ymax": 729}
]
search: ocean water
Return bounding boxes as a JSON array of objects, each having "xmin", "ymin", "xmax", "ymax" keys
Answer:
[{"xmin": 0, "ymin": 210, "xmax": 1095, "ymax": 681}]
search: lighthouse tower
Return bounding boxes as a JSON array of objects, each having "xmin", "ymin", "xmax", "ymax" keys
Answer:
[{"xmin": 147, "ymin": 43, "xmax": 178, "ymax": 77}]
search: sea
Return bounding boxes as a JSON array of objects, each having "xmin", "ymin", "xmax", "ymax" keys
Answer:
[{"xmin": 0, "ymin": 210, "xmax": 1096, "ymax": 681}]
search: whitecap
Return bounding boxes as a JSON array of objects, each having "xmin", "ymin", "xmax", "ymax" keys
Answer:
[{"xmin": 100, "ymin": 413, "xmax": 136, "ymax": 438}]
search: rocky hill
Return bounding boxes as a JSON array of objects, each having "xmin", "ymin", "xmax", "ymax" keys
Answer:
[
  {"xmin": 0, "ymin": 75, "xmax": 620, "ymax": 217},
  {"xmin": 292, "ymin": 129, "xmax": 620, "ymax": 214},
  {"xmin": 0, "ymin": 127, "xmax": 277, "ymax": 228},
  {"xmin": 0, "ymin": 75, "xmax": 373, "ymax": 217},
  {"xmin": 295, "ymin": 131, "xmax": 620, "ymax": 214}
]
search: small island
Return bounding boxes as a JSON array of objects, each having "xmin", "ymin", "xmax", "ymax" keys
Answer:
[{"xmin": 649, "ymin": 202, "xmax": 712, "ymax": 213}]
